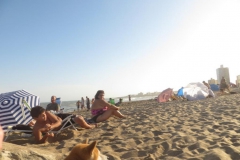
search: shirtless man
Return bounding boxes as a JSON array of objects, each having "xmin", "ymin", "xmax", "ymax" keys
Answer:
[
  {"xmin": 30, "ymin": 106, "xmax": 93, "ymax": 144},
  {"xmin": 203, "ymin": 81, "xmax": 210, "ymax": 89}
]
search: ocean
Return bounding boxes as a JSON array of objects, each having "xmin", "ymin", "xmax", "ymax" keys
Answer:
[{"xmin": 40, "ymin": 95, "xmax": 157, "ymax": 113}]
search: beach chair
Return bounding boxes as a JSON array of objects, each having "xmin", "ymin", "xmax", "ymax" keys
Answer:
[{"xmin": 48, "ymin": 114, "xmax": 78, "ymax": 136}]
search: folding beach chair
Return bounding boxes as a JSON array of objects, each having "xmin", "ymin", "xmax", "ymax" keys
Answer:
[{"xmin": 48, "ymin": 114, "xmax": 77, "ymax": 135}]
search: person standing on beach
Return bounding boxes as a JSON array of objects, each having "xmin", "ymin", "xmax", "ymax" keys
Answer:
[
  {"xmin": 46, "ymin": 96, "xmax": 60, "ymax": 112},
  {"xmin": 128, "ymin": 95, "xmax": 131, "ymax": 101},
  {"xmin": 86, "ymin": 96, "xmax": 90, "ymax": 111},
  {"xmin": 203, "ymin": 81, "xmax": 210, "ymax": 89},
  {"xmin": 81, "ymin": 97, "xmax": 85, "ymax": 110},
  {"xmin": 76, "ymin": 100, "xmax": 81, "ymax": 112}
]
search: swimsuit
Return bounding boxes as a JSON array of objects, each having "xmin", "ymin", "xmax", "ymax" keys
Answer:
[{"xmin": 90, "ymin": 107, "xmax": 108, "ymax": 123}]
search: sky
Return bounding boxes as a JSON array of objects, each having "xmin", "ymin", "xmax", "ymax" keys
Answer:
[{"xmin": 0, "ymin": 0, "xmax": 240, "ymax": 102}]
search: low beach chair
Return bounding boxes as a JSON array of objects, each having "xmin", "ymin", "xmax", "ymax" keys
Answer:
[{"xmin": 48, "ymin": 114, "xmax": 77, "ymax": 135}]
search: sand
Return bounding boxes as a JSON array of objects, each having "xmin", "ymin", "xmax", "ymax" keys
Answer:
[{"xmin": 2, "ymin": 93, "xmax": 240, "ymax": 160}]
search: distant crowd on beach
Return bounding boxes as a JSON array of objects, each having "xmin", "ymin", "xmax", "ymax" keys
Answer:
[
  {"xmin": 156, "ymin": 76, "xmax": 236, "ymax": 103},
  {"xmin": 75, "ymin": 95, "xmax": 131, "ymax": 113},
  {"xmin": 204, "ymin": 76, "xmax": 232, "ymax": 94},
  {"xmin": 75, "ymin": 96, "xmax": 93, "ymax": 112}
]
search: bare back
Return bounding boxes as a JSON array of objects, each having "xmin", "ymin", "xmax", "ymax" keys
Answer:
[{"xmin": 91, "ymin": 99, "xmax": 118, "ymax": 110}]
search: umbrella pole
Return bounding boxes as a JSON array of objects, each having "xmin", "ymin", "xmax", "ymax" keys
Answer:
[
  {"xmin": 20, "ymin": 99, "xmax": 26, "ymax": 119},
  {"xmin": 22, "ymin": 99, "xmax": 31, "ymax": 111}
]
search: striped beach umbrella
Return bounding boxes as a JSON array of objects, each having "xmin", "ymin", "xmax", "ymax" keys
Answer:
[{"xmin": 0, "ymin": 90, "xmax": 40, "ymax": 131}]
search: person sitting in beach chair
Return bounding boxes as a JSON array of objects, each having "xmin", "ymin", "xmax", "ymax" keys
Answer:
[
  {"xmin": 30, "ymin": 106, "xmax": 93, "ymax": 144},
  {"xmin": 90, "ymin": 90, "xmax": 125, "ymax": 123}
]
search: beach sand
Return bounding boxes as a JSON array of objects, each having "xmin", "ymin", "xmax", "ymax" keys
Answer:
[{"xmin": 2, "ymin": 93, "xmax": 240, "ymax": 160}]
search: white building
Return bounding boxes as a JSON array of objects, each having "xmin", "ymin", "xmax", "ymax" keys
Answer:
[
  {"xmin": 208, "ymin": 78, "xmax": 218, "ymax": 84},
  {"xmin": 216, "ymin": 65, "xmax": 230, "ymax": 84}
]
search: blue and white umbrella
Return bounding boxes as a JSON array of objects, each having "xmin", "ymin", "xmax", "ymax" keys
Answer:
[{"xmin": 0, "ymin": 90, "xmax": 40, "ymax": 131}]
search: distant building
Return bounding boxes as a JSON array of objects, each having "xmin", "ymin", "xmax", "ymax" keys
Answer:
[
  {"xmin": 236, "ymin": 75, "xmax": 240, "ymax": 87},
  {"xmin": 208, "ymin": 78, "xmax": 218, "ymax": 85},
  {"xmin": 216, "ymin": 65, "xmax": 230, "ymax": 84}
]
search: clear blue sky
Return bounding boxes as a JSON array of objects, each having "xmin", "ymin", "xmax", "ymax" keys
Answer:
[{"xmin": 1, "ymin": 0, "xmax": 240, "ymax": 102}]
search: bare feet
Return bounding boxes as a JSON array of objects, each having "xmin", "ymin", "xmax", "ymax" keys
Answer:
[
  {"xmin": 119, "ymin": 115, "xmax": 127, "ymax": 119},
  {"xmin": 85, "ymin": 124, "xmax": 96, "ymax": 129}
]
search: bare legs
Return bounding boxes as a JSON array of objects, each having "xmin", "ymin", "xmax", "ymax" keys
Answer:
[
  {"xmin": 96, "ymin": 109, "xmax": 125, "ymax": 123},
  {"xmin": 74, "ymin": 116, "xmax": 94, "ymax": 129}
]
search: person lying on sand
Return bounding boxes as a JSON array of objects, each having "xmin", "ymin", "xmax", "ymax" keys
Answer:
[
  {"xmin": 30, "ymin": 106, "xmax": 93, "ymax": 144},
  {"xmin": 90, "ymin": 90, "xmax": 126, "ymax": 123}
]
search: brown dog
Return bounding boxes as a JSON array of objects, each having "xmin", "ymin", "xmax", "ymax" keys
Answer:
[{"xmin": 65, "ymin": 139, "xmax": 108, "ymax": 160}]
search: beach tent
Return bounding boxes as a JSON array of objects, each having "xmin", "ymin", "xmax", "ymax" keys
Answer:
[
  {"xmin": 158, "ymin": 88, "xmax": 173, "ymax": 103},
  {"xmin": 210, "ymin": 84, "xmax": 219, "ymax": 91},
  {"xmin": 183, "ymin": 82, "xmax": 209, "ymax": 101},
  {"xmin": 0, "ymin": 90, "xmax": 40, "ymax": 131},
  {"xmin": 177, "ymin": 87, "xmax": 184, "ymax": 96}
]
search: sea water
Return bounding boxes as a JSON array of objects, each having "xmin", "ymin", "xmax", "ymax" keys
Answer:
[{"xmin": 40, "ymin": 95, "xmax": 157, "ymax": 113}]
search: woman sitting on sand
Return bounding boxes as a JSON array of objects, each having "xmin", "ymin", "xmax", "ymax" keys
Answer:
[{"xmin": 91, "ymin": 90, "xmax": 125, "ymax": 123}]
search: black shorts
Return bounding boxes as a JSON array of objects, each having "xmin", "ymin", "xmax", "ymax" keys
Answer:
[{"xmin": 56, "ymin": 113, "xmax": 76, "ymax": 127}]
